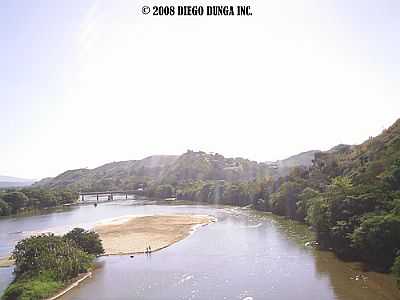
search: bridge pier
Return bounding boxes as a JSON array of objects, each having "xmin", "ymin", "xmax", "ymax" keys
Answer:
[
  {"xmin": 126, "ymin": 193, "xmax": 128, "ymax": 200},
  {"xmin": 81, "ymin": 194, "xmax": 84, "ymax": 202}
]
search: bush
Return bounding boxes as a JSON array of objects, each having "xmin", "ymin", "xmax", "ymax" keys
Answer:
[{"xmin": 64, "ymin": 228, "xmax": 104, "ymax": 256}]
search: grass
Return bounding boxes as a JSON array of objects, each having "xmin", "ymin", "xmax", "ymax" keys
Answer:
[{"xmin": 1, "ymin": 272, "xmax": 62, "ymax": 300}]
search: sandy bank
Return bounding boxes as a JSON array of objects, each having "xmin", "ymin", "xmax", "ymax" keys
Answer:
[
  {"xmin": 95, "ymin": 214, "xmax": 215, "ymax": 255},
  {"xmin": 0, "ymin": 256, "xmax": 14, "ymax": 268}
]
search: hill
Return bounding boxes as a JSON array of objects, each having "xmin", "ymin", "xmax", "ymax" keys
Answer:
[
  {"xmin": 265, "ymin": 150, "xmax": 321, "ymax": 177},
  {"xmin": 34, "ymin": 149, "xmax": 327, "ymax": 192},
  {"xmin": 158, "ymin": 151, "xmax": 273, "ymax": 183},
  {"xmin": 34, "ymin": 155, "xmax": 179, "ymax": 191}
]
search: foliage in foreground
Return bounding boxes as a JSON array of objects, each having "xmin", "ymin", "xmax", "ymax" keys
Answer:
[
  {"xmin": 2, "ymin": 228, "xmax": 102, "ymax": 300},
  {"xmin": 1, "ymin": 272, "xmax": 62, "ymax": 300}
]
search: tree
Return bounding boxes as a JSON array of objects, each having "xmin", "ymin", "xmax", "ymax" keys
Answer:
[
  {"xmin": 297, "ymin": 187, "xmax": 320, "ymax": 222},
  {"xmin": 12, "ymin": 234, "xmax": 93, "ymax": 281},
  {"xmin": 3, "ymin": 232, "xmax": 95, "ymax": 300},
  {"xmin": 0, "ymin": 199, "xmax": 11, "ymax": 216},
  {"xmin": 306, "ymin": 196, "xmax": 331, "ymax": 248},
  {"xmin": 64, "ymin": 228, "xmax": 104, "ymax": 256},
  {"xmin": 384, "ymin": 159, "xmax": 400, "ymax": 191},
  {"xmin": 3, "ymin": 192, "xmax": 29, "ymax": 213},
  {"xmin": 58, "ymin": 190, "xmax": 78, "ymax": 204},
  {"xmin": 154, "ymin": 184, "xmax": 175, "ymax": 199},
  {"xmin": 270, "ymin": 181, "xmax": 305, "ymax": 219},
  {"xmin": 352, "ymin": 214, "xmax": 400, "ymax": 271}
]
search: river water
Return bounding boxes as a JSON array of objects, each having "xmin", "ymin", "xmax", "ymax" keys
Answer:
[{"xmin": 0, "ymin": 200, "xmax": 399, "ymax": 300}]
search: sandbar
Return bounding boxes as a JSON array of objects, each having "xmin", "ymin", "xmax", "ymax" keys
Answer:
[
  {"xmin": 94, "ymin": 214, "xmax": 215, "ymax": 255},
  {"xmin": 0, "ymin": 256, "xmax": 14, "ymax": 268}
]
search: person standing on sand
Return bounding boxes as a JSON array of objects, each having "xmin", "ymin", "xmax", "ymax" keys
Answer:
[{"xmin": 149, "ymin": 245, "xmax": 151, "ymax": 253}]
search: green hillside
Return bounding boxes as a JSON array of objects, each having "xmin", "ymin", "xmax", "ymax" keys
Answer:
[
  {"xmin": 34, "ymin": 155, "xmax": 179, "ymax": 191},
  {"xmin": 34, "ymin": 149, "xmax": 323, "ymax": 192},
  {"xmin": 257, "ymin": 118, "xmax": 400, "ymax": 274},
  {"xmin": 34, "ymin": 152, "xmax": 281, "ymax": 191}
]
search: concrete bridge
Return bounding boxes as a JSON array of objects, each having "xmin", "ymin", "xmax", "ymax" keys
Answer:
[{"xmin": 79, "ymin": 190, "xmax": 141, "ymax": 202}]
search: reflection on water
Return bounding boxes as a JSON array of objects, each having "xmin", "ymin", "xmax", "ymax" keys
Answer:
[{"xmin": 0, "ymin": 201, "xmax": 399, "ymax": 300}]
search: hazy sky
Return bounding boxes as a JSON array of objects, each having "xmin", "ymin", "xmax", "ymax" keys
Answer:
[{"xmin": 1, "ymin": 0, "xmax": 399, "ymax": 179}]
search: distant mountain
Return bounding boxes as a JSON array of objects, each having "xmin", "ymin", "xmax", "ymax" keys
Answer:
[
  {"xmin": 34, "ymin": 155, "xmax": 179, "ymax": 191},
  {"xmin": 34, "ymin": 148, "xmax": 322, "ymax": 192},
  {"xmin": 0, "ymin": 175, "xmax": 35, "ymax": 188},
  {"xmin": 264, "ymin": 150, "xmax": 321, "ymax": 177},
  {"xmin": 35, "ymin": 152, "xmax": 276, "ymax": 191},
  {"xmin": 277, "ymin": 150, "xmax": 321, "ymax": 168},
  {"xmin": 158, "ymin": 151, "xmax": 272, "ymax": 183}
]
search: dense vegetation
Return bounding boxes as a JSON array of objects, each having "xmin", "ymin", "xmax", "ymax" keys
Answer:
[
  {"xmin": 0, "ymin": 188, "xmax": 78, "ymax": 216},
  {"xmin": 1, "ymin": 228, "xmax": 103, "ymax": 300},
  {"xmin": 171, "ymin": 120, "xmax": 400, "ymax": 282}
]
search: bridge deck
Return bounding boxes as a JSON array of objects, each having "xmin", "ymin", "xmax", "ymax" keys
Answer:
[{"xmin": 79, "ymin": 190, "xmax": 139, "ymax": 196}]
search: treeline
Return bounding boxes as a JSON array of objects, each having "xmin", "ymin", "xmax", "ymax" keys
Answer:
[
  {"xmin": 175, "ymin": 180, "xmax": 261, "ymax": 206},
  {"xmin": 2, "ymin": 228, "xmax": 104, "ymax": 300},
  {"xmin": 0, "ymin": 188, "xmax": 78, "ymax": 216}
]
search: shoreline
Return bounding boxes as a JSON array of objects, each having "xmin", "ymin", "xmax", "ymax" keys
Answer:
[{"xmin": 45, "ymin": 272, "xmax": 92, "ymax": 300}]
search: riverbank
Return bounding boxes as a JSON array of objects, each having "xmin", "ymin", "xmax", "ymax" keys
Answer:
[
  {"xmin": 0, "ymin": 257, "xmax": 14, "ymax": 268},
  {"xmin": 94, "ymin": 214, "xmax": 215, "ymax": 255},
  {"xmin": 45, "ymin": 272, "xmax": 92, "ymax": 300}
]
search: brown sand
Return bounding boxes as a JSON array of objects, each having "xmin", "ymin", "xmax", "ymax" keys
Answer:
[
  {"xmin": 95, "ymin": 214, "xmax": 214, "ymax": 255},
  {"xmin": 0, "ymin": 256, "xmax": 14, "ymax": 268}
]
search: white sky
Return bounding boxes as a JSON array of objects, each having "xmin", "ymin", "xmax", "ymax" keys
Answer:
[{"xmin": 1, "ymin": 0, "xmax": 399, "ymax": 179}]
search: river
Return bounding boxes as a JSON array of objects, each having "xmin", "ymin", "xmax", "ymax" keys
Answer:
[{"xmin": 0, "ymin": 200, "xmax": 399, "ymax": 300}]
